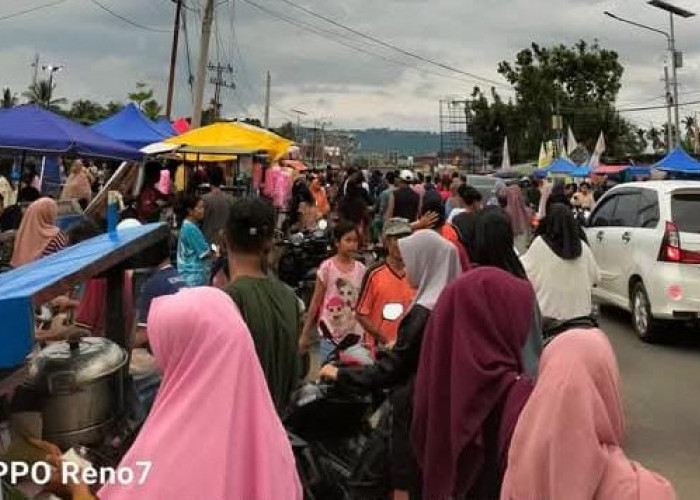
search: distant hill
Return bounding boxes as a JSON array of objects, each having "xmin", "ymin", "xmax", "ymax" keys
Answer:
[{"xmin": 344, "ymin": 129, "xmax": 440, "ymax": 156}]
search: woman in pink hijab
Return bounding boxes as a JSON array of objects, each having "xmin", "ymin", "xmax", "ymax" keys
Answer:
[
  {"xmin": 504, "ymin": 185, "xmax": 531, "ymax": 254},
  {"xmin": 99, "ymin": 287, "xmax": 302, "ymax": 500},
  {"xmin": 501, "ymin": 329, "xmax": 675, "ymax": 500},
  {"xmin": 11, "ymin": 197, "xmax": 68, "ymax": 267}
]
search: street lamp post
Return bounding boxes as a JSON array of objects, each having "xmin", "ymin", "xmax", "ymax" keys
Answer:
[
  {"xmin": 603, "ymin": 12, "xmax": 672, "ymax": 146},
  {"xmin": 648, "ymin": 1, "xmax": 695, "ymax": 148},
  {"xmin": 41, "ymin": 64, "xmax": 63, "ymax": 105}
]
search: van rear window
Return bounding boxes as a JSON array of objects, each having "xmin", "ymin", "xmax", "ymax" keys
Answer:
[{"xmin": 672, "ymin": 193, "xmax": 700, "ymax": 233}]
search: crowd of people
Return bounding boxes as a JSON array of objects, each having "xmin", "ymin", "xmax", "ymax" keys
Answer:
[{"xmin": 0, "ymin": 160, "xmax": 677, "ymax": 499}]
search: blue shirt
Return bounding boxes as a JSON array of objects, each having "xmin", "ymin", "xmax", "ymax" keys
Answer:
[
  {"xmin": 138, "ymin": 265, "xmax": 185, "ymax": 324},
  {"xmin": 177, "ymin": 220, "xmax": 211, "ymax": 287}
]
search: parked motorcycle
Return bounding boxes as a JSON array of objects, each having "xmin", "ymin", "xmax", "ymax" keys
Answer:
[{"xmin": 277, "ymin": 220, "xmax": 330, "ymax": 308}]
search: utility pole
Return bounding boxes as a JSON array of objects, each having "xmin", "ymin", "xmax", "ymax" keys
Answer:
[
  {"xmin": 192, "ymin": 0, "xmax": 215, "ymax": 128},
  {"xmin": 669, "ymin": 12, "xmax": 680, "ymax": 147},
  {"xmin": 664, "ymin": 65, "xmax": 673, "ymax": 152},
  {"xmin": 208, "ymin": 63, "xmax": 234, "ymax": 119},
  {"xmin": 165, "ymin": 0, "xmax": 183, "ymax": 119},
  {"xmin": 263, "ymin": 71, "xmax": 271, "ymax": 128}
]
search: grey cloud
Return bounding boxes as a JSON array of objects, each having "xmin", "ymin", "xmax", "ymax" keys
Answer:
[{"xmin": 0, "ymin": 0, "xmax": 698, "ymax": 131}]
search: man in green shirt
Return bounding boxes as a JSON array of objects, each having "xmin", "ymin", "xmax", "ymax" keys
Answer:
[{"xmin": 223, "ymin": 197, "xmax": 301, "ymax": 414}]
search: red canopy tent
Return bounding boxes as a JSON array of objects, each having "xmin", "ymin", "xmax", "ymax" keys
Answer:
[{"xmin": 593, "ymin": 164, "xmax": 629, "ymax": 175}]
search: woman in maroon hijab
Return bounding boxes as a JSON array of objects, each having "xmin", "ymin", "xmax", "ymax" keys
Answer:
[{"xmin": 411, "ymin": 266, "xmax": 537, "ymax": 499}]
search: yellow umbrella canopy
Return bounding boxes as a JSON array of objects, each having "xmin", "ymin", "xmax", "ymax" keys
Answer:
[{"xmin": 164, "ymin": 121, "xmax": 292, "ymax": 162}]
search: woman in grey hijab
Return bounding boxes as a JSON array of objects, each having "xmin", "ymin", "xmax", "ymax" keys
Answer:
[{"xmin": 320, "ymin": 230, "xmax": 462, "ymax": 498}]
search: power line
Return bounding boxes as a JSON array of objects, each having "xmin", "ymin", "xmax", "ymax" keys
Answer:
[
  {"xmin": 275, "ymin": 0, "xmax": 510, "ymax": 90},
  {"xmin": 618, "ymin": 99, "xmax": 700, "ymax": 113},
  {"xmin": 88, "ymin": 0, "xmax": 171, "ymax": 32},
  {"xmin": 240, "ymin": 0, "xmax": 498, "ymax": 90},
  {"xmin": 181, "ymin": 2, "xmax": 195, "ymax": 99},
  {"xmin": 0, "ymin": 0, "xmax": 68, "ymax": 22}
]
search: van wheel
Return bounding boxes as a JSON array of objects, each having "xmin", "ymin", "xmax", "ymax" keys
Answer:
[{"xmin": 631, "ymin": 282, "xmax": 658, "ymax": 342}]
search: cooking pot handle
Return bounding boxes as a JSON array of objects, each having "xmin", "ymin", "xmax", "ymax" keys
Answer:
[{"xmin": 47, "ymin": 371, "xmax": 77, "ymax": 394}]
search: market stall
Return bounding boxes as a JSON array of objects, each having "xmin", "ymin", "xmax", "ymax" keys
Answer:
[
  {"xmin": 0, "ymin": 223, "xmax": 168, "ymax": 371},
  {"xmin": 163, "ymin": 121, "xmax": 292, "ymax": 162},
  {"xmin": 91, "ymin": 103, "xmax": 172, "ymax": 150},
  {"xmin": 545, "ymin": 157, "xmax": 577, "ymax": 175},
  {"xmin": 652, "ymin": 147, "xmax": 700, "ymax": 176},
  {"xmin": 152, "ymin": 117, "xmax": 178, "ymax": 137},
  {"xmin": 0, "ymin": 105, "xmax": 142, "ymax": 161}
]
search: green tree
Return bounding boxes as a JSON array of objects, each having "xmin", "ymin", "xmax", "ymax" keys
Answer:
[
  {"xmin": 23, "ymin": 79, "xmax": 67, "ymax": 111},
  {"xmin": 496, "ymin": 40, "xmax": 634, "ymax": 159},
  {"xmin": 69, "ymin": 99, "xmax": 108, "ymax": 125},
  {"xmin": 242, "ymin": 118, "xmax": 263, "ymax": 128},
  {"xmin": 2, "ymin": 87, "xmax": 17, "ymax": 108},
  {"xmin": 106, "ymin": 101, "xmax": 123, "ymax": 115},
  {"xmin": 142, "ymin": 99, "xmax": 162, "ymax": 120},
  {"xmin": 128, "ymin": 82, "xmax": 154, "ymax": 110},
  {"xmin": 682, "ymin": 115, "xmax": 697, "ymax": 148}
]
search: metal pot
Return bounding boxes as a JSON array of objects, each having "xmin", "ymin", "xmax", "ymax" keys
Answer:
[{"xmin": 22, "ymin": 337, "xmax": 129, "ymax": 448}]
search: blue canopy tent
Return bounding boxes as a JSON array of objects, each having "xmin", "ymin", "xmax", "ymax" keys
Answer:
[
  {"xmin": 630, "ymin": 166, "xmax": 652, "ymax": 178},
  {"xmin": 153, "ymin": 117, "xmax": 177, "ymax": 137},
  {"xmin": 91, "ymin": 103, "xmax": 171, "ymax": 150},
  {"xmin": 571, "ymin": 165, "xmax": 591, "ymax": 178},
  {"xmin": 0, "ymin": 105, "xmax": 142, "ymax": 161},
  {"xmin": 546, "ymin": 157, "xmax": 577, "ymax": 175},
  {"xmin": 652, "ymin": 147, "xmax": 700, "ymax": 174}
]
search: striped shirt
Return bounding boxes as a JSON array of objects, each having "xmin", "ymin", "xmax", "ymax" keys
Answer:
[{"xmin": 41, "ymin": 231, "xmax": 69, "ymax": 257}]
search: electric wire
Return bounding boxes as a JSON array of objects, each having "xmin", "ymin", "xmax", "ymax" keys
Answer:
[
  {"xmin": 240, "ymin": 0, "xmax": 500, "ymax": 91},
  {"xmin": 181, "ymin": 2, "xmax": 196, "ymax": 99},
  {"xmin": 275, "ymin": 0, "xmax": 510, "ymax": 90},
  {"xmin": 88, "ymin": 0, "xmax": 171, "ymax": 32},
  {"xmin": 0, "ymin": 0, "xmax": 68, "ymax": 22}
]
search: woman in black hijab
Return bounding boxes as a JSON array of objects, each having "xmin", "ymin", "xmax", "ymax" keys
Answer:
[
  {"xmin": 470, "ymin": 206, "xmax": 542, "ymax": 377},
  {"xmin": 471, "ymin": 206, "xmax": 527, "ymax": 279},
  {"xmin": 536, "ymin": 203, "xmax": 583, "ymax": 259},
  {"xmin": 522, "ymin": 202, "xmax": 600, "ymax": 323}
]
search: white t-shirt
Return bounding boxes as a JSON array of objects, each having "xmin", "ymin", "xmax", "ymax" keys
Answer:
[{"xmin": 521, "ymin": 236, "xmax": 600, "ymax": 321}]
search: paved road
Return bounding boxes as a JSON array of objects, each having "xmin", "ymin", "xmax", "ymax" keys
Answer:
[{"xmin": 600, "ymin": 307, "xmax": 700, "ymax": 499}]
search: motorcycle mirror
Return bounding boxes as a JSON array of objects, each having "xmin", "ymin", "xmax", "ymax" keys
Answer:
[
  {"xmin": 317, "ymin": 219, "xmax": 328, "ymax": 231},
  {"xmin": 382, "ymin": 303, "xmax": 404, "ymax": 321},
  {"xmin": 290, "ymin": 232, "xmax": 305, "ymax": 246}
]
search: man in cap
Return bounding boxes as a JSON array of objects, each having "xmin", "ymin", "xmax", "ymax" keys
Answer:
[
  {"xmin": 356, "ymin": 218, "xmax": 416, "ymax": 350},
  {"xmin": 386, "ymin": 170, "xmax": 421, "ymax": 221}
]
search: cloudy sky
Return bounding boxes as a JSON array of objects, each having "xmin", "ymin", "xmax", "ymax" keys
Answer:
[{"xmin": 2, "ymin": 0, "xmax": 699, "ymax": 135}]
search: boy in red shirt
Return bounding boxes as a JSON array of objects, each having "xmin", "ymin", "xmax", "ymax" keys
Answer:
[{"xmin": 356, "ymin": 218, "xmax": 416, "ymax": 350}]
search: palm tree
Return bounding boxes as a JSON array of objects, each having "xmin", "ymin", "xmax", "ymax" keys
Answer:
[
  {"xmin": 2, "ymin": 87, "xmax": 17, "ymax": 108},
  {"xmin": 23, "ymin": 79, "xmax": 67, "ymax": 111}
]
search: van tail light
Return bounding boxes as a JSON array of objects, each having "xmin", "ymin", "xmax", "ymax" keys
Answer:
[{"xmin": 659, "ymin": 221, "xmax": 700, "ymax": 264}]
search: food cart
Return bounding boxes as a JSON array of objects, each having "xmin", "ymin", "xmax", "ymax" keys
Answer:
[{"xmin": 0, "ymin": 223, "xmax": 169, "ymax": 470}]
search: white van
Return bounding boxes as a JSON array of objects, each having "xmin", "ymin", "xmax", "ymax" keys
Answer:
[{"xmin": 585, "ymin": 181, "xmax": 700, "ymax": 341}]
